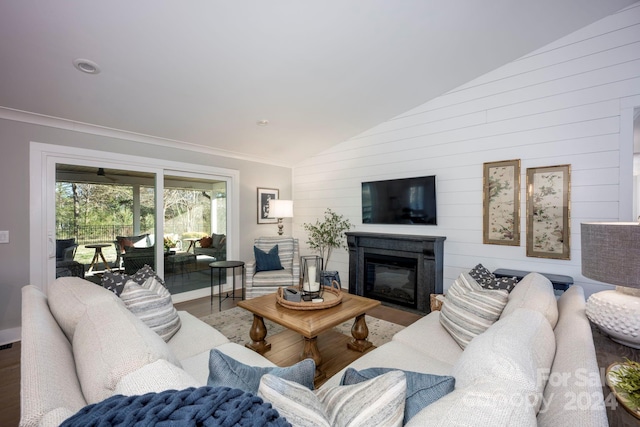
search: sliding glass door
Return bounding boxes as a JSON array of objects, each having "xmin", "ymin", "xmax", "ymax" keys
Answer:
[
  {"xmin": 55, "ymin": 164, "xmax": 158, "ymax": 281},
  {"xmin": 32, "ymin": 142, "xmax": 239, "ymax": 301},
  {"xmin": 162, "ymin": 174, "xmax": 227, "ymax": 293},
  {"xmin": 54, "ymin": 166, "xmax": 230, "ymax": 296}
]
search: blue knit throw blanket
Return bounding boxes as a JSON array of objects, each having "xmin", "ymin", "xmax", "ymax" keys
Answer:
[{"xmin": 61, "ymin": 386, "xmax": 291, "ymax": 427}]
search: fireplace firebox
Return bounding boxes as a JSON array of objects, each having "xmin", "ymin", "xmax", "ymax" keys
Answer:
[
  {"xmin": 347, "ymin": 232, "xmax": 445, "ymax": 314},
  {"xmin": 364, "ymin": 254, "xmax": 418, "ymax": 309}
]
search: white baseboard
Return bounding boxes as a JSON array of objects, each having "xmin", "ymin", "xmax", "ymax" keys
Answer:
[
  {"xmin": 0, "ymin": 327, "xmax": 21, "ymax": 346},
  {"xmin": 171, "ymin": 283, "xmax": 240, "ymax": 304}
]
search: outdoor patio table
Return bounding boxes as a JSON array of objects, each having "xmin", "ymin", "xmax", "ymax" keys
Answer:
[
  {"xmin": 184, "ymin": 237, "xmax": 200, "ymax": 254},
  {"xmin": 86, "ymin": 243, "xmax": 112, "ymax": 273}
]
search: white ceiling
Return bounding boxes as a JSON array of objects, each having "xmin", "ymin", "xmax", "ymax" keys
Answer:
[{"xmin": 0, "ymin": 1, "xmax": 636, "ymax": 166}]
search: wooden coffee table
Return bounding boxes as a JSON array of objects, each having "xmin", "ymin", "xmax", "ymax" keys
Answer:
[{"xmin": 237, "ymin": 292, "xmax": 381, "ymax": 380}]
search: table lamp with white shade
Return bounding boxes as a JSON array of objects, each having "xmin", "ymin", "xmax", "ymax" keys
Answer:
[
  {"xmin": 581, "ymin": 222, "xmax": 640, "ymax": 349},
  {"xmin": 268, "ymin": 199, "xmax": 293, "ymax": 236}
]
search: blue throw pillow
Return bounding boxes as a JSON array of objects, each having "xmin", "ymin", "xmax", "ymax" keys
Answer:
[
  {"xmin": 340, "ymin": 367, "xmax": 455, "ymax": 424},
  {"xmin": 254, "ymin": 245, "xmax": 284, "ymax": 272},
  {"xmin": 207, "ymin": 349, "xmax": 315, "ymax": 394}
]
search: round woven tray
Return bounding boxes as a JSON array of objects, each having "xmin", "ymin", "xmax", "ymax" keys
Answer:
[{"xmin": 276, "ymin": 285, "xmax": 342, "ymax": 310}]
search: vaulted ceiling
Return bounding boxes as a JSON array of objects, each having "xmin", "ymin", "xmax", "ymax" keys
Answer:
[{"xmin": 0, "ymin": 1, "xmax": 636, "ymax": 166}]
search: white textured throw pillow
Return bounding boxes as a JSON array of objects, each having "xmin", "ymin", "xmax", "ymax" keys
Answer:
[
  {"xmin": 120, "ymin": 280, "xmax": 181, "ymax": 341},
  {"xmin": 499, "ymin": 272, "xmax": 558, "ymax": 328},
  {"xmin": 452, "ymin": 308, "xmax": 556, "ymax": 414},
  {"xmin": 258, "ymin": 371, "xmax": 406, "ymax": 427},
  {"xmin": 72, "ymin": 301, "xmax": 181, "ymax": 404},
  {"xmin": 439, "ymin": 272, "xmax": 508, "ymax": 349}
]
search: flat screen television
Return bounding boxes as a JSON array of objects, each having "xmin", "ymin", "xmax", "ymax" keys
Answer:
[{"xmin": 362, "ymin": 176, "xmax": 437, "ymax": 225}]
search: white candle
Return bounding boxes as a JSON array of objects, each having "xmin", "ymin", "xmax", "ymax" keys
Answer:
[{"xmin": 306, "ymin": 266, "xmax": 319, "ymax": 292}]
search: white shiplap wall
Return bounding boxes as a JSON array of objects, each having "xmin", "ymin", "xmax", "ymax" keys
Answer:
[{"xmin": 292, "ymin": 3, "xmax": 640, "ymax": 297}]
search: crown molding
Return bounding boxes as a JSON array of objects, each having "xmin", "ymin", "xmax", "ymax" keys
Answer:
[{"xmin": 0, "ymin": 106, "xmax": 290, "ymax": 168}]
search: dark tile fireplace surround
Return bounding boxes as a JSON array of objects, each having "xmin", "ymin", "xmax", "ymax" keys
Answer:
[{"xmin": 346, "ymin": 232, "xmax": 445, "ymax": 314}]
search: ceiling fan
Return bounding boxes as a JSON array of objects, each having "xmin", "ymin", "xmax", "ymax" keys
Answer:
[{"xmin": 97, "ymin": 168, "xmax": 117, "ymax": 182}]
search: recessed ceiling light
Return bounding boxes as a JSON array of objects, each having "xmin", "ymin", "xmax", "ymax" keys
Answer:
[
  {"xmin": 73, "ymin": 58, "xmax": 101, "ymax": 75},
  {"xmin": 257, "ymin": 119, "xmax": 269, "ymax": 126}
]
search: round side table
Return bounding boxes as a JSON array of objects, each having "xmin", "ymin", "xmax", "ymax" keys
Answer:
[{"xmin": 209, "ymin": 261, "xmax": 245, "ymax": 310}]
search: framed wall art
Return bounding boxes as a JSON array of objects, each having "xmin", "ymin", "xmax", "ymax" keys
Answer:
[
  {"xmin": 483, "ymin": 159, "xmax": 521, "ymax": 246},
  {"xmin": 257, "ymin": 188, "xmax": 279, "ymax": 224},
  {"xmin": 526, "ymin": 164, "xmax": 571, "ymax": 260}
]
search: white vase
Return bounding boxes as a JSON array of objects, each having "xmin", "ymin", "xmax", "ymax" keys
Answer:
[{"xmin": 586, "ymin": 288, "xmax": 640, "ymax": 349}]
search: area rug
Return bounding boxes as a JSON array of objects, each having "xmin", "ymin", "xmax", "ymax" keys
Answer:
[{"xmin": 200, "ymin": 306, "xmax": 405, "ymax": 348}]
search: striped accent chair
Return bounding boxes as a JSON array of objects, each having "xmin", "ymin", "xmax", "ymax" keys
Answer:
[{"xmin": 246, "ymin": 236, "xmax": 300, "ymax": 299}]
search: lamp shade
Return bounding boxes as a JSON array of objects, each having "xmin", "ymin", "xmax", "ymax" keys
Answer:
[
  {"xmin": 582, "ymin": 222, "xmax": 640, "ymax": 349},
  {"xmin": 581, "ymin": 222, "xmax": 640, "ymax": 288},
  {"xmin": 268, "ymin": 199, "xmax": 293, "ymax": 218}
]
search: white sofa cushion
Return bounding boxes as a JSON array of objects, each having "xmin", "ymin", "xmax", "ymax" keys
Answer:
[
  {"xmin": 410, "ymin": 308, "xmax": 555, "ymax": 426},
  {"xmin": 38, "ymin": 408, "xmax": 78, "ymax": 427},
  {"xmin": 72, "ymin": 299, "xmax": 181, "ymax": 404},
  {"xmin": 405, "ymin": 381, "xmax": 537, "ymax": 427},
  {"xmin": 167, "ymin": 311, "xmax": 230, "ymax": 361},
  {"xmin": 500, "ymin": 272, "xmax": 558, "ymax": 328},
  {"xmin": 47, "ymin": 276, "xmax": 123, "ymax": 341},
  {"xmin": 20, "ymin": 286, "xmax": 87, "ymax": 427},
  {"xmin": 114, "ymin": 359, "xmax": 200, "ymax": 396},
  {"xmin": 258, "ymin": 371, "xmax": 406, "ymax": 427},
  {"xmin": 392, "ymin": 311, "xmax": 463, "ymax": 365},
  {"xmin": 439, "ymin": 272, "xmax": 509, "ymax": 349},
  {"xmin": 536, "ymin": 285, "xmax": 608, "ymax": 426},
  {"xmin": 452, "ymin": 308, "xmax": 556, "ymax": 413}
]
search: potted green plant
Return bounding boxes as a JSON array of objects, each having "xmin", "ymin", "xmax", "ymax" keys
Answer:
[
  {"xmin": 608, "ymin": 358, "xmax": 640, "ymax": 416},
  {"xmin": 302, "ymin": 208, "xmax": 353, "ymax": 269},
  {"xmin": 163, "ymin": 236, "xmax": 177, "ymax": 252}
]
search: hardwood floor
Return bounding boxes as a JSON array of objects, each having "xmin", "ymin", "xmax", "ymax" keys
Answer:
[
  {"xmin": 182, "ymin": 292, "xmax": 422, "ymax": 388},
  {"xmin": 1, "ymin": 291, "xmax": 421, "ymax": 427},
  {"xmin": 174, "ymin": 291, "xmax": 423, "ymax": 328},
  {"xmin": 0, "ymin": 342, "xmax": 21, "ymax": 427}
]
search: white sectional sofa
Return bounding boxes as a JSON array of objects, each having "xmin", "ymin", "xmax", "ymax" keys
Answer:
[
  {"xmin": 20, "ymin": 277, "xmax": 277, "ymax": 427},
  {"xmin": 20, "ymin": 272, "xmax": 607, "ymax": 426},
  {"xmin": 324, "ymin": 272, "xmax": 608, "ymax": 426}
]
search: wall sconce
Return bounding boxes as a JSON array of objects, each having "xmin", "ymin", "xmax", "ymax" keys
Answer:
[{"xmin": 268, "ymin": 199, "xmax": 293, "ymax": 235}]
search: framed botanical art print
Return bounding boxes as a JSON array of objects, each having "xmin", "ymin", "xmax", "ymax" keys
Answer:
[
  {"xmin": 483, "ymin": 159, "xmax": 521, "ymax": 246},
  {"xmin": 257, "ymin": 188, "xmax": 279, "ymax": 224},
  {"xmin": 526, "ymin": 164, "xmax": 571, "ymax": 260}
]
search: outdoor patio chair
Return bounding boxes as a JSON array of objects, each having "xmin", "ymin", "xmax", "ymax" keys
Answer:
[
  {"xmin": 56, "ymin": 238, "xmax": 78, "ymax": 262},
  {"xmin": 114, "ymin": 234, "xmax": 151, "ymax": 269},
  {"xmin": 121, "ymin": 246, "xmax": 155, "ymax": 275},
  {"xmin": 55, "ymin": 238, "xmax": 83, "ymax": 278},
  {"xmin": 194, "ymin": 233, "xmax": 227, "ymax": 261}
]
